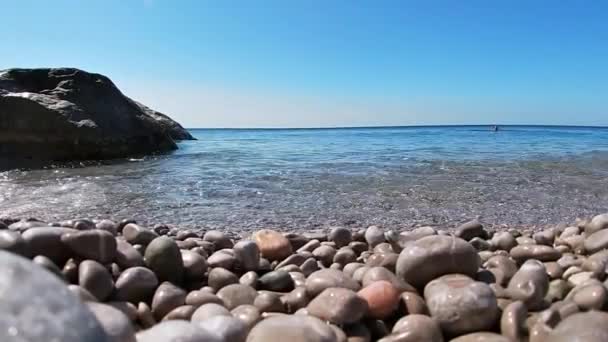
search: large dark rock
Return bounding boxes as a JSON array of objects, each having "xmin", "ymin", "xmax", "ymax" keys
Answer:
[{"xmin": 0, "ymin": 68, "xmax": 194, "ymax": 168}]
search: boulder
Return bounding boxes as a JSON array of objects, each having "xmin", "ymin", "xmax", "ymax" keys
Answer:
[{"xmin": 0, "ymin": 68, "xmax": 193, "ymax": 169}]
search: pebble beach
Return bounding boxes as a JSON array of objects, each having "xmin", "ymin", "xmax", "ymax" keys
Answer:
[{"xmin": 3, "ymin": 213, "xmax": 608, "ymax": 341}]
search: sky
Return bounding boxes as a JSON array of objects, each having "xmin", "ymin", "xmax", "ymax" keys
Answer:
[{"xmin": 1, "ymin": 1, "xmax": 607, "ymax": 128}]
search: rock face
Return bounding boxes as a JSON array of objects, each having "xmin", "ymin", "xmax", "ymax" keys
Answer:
[{"xmin": 0, "ymin": 68, "xmax": 193, "ymax": 168}]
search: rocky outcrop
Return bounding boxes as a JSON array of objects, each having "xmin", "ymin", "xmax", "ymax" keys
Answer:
[{"xmin": 0, "ymin": 68, "xmax": 194, "ymax": 168}]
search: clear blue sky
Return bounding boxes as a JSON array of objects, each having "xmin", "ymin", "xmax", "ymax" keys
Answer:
[{"xmin": 2, "ymin": 1, "xmax": 607, "ymax": 127}]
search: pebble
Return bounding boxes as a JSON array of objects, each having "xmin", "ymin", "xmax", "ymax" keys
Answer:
[
  {"xmin": 258, "ymin": 270, "xmax": 295, "ymax": 292},
  {"xmin": 203, "ymin": 230, "xmax": 233, "ymax": 249},
  {"xmin": 253, "ymin": 229, "xmax": 293, "ymax": 261},
  {"xmin": 450, "ymin": 332, "xmax": 510, "ymax": 342},
  {"xmin": 329, "ymin": 227, "xmax": 353, "ymax": 248},
  {"xmin": 357, "ymin": 281, "xmax": 400, "ymax": 319},
  {"xmin": 114, "ymin": 266, "xmax": 159, "ymax": 303},
  {"xmin": 190, "ymin": 303, "xmax": 231, "ymax": 321},
  {"xmin": 61, "ymin": 230, "xmax": 117, "ymax": 263},
  {"xmin": 151, "ymin": 281, "xmax": 187, "ymax": 320},
  {"xmin": 500, "ymin": 301, "xmax": 527, "ymax": 341},
  {"xmin": 548, "ymin": 311, "xmax": 608, "ymax": 342},
  {"xmin": 507, "ymin": 259, "xmax": 549, "ymax": 310},
  {"xmin": 194, "ymin": 316, "xmax": 248, "ymax": 342},
  {"xmin": 115, "ymin": 239, "xmax": 144, "ymax": 268},
  {"xmin": 424, "ymin": 274, "xmax": 498, "ymax": 336},
  {"xmin": 0, "ymin": 251, "xmax": 108, "ymax": 342},
  {"xmin": 455, "ymin": 220, "xmax": 485, "ymax": 241},
  {"xmin": 208, "ymin": 267, "xmax": 239, "ymax": 290},
  {"xmin": 79, "ymin": 259, "xmax": 114, "ymax": 301},
  {"xmin": 216, "ymin": 283, "xmax": 257, "ymax": 309},
  {"xmin": 305, "ymin": 269, "xmax": 361, "ymax": 297},
  {"xmin": 181, "ymin": 249, "xmax": 208, "ymax": 280},
  {"xmin": 87, "ymin": 302, "xmax": 136, "ymax": 342},
  {"xmin": 510, "ymin": 244, "xmax": 562, "ymax": 263},
  {"xmin": 22, "ymin": 227, "xmax": 76, "ymax": 265},
  {"xmin": 0, "ymin": 230, "xmax": 29, "ymax": 257},
  {"xmin": 144, "ymin": 236, "xmax": 184, "ymax": 284},
  {"xmin": 390, "ymin": 314, "xmax": 443, "ymax": 341},
  {"xmin": 135, "ymin": 320, "xmax": 221, "ymax": 342},
  {"xmin": 122, "ymin": 224, "xmax": 158, "ymax": 245},
  {"xmin": 185, "ymin": 290, "xmax": 224, "ymax": 307},
  {"xmin": 307, "ymin": 287, "xmax": 368, "ymax": 324},
  {"xmin": 234, "ymin": 240, "xmax": 261, "ymax": 271},
  {"xmin": 365, "ymin": 225, "xmax": 386, "ymax": 248},
  {"xmin": 396, "ymin": 235, "xmax": 479, "ymax": 289},
  {"xmin": 246, "ymin": 314, "xmax": 338, "ymax": 342}
]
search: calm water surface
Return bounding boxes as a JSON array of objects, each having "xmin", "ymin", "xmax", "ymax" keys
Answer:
[{"xmin": 2, "ymin": 126, "xmax": 608, "ymax": 231}]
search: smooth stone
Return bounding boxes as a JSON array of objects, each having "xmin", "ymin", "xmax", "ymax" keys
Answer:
[
  {"xmin": 548, "ymin": 311, "xmax": 608, "ymax": 342},
  {"xmin": 281, "ymin": 287, "xmax": 310, "ymax": 313},
  {"xmin": 191, "ymin": 303, "xmax": 231, "ymax": 321},
  {"xmin": 469, "ymin": 237, "xmax": 491, "ymax": 251},
  {"xmin": 305, "ymin": 269, "xmax": 361, "ymax": 297},
  {"xmin": 105, "ymin": 301, "xmax": 138, "ymax": 321},
  {"xmin": 135, "ymin": 320, "xmax": 221, "ymax": 342},
  {"xmin": 185, "ymin": 290, "xmax": 223, "ymax": 307},
  {"xmin": 500, "ymin": 301, "xmax": 527, "ymax": 341},
  {"xmin": 312, "ymin": 245, "xmax": 337, "ymax": 267},
  {"xmin": 563, "ymin": 265, "xmax": 584, "ymax": 279},
  {"xmin": 0, "ymin": 230, "xmax": 29, "ymax": 256},
  {"xmin": 565, "ymin": 279, "xmax": 607, "ymax": 310},
  {"xmin": 145, "ymin": 236, "xmax": 184, "ymax": 284},
  {"xmin": 343, "ymin": 323, "xmax": 372, "ymax": 342},
  {"xmin": 424, "ymin": 274, "xmax": 498, "ymax": 336},
  {"xmin": 254, "ymin": 291, "xmax": 285, "ymax": 313},
  {"xmin": 357, "ymin": 281, "xmax": 400, "ymax": 319},
  {"xmin": 483, "ymin": 255, "xmax": 518, "ymax": 286},
  {"xmin": 455, "ymin": 220, "xmax": 484, "ymax": 241},
  {"xmin": 290, "ymin": 271, "xmax": 307, "ymax": 287},
  {"xmin": 490, "ymin": 232, "xmax": 517, "ymax": 252},
  {"xmin": 396, "ymin": 235, "xmax": 479, "ymax": 289},
  {"xmin": 400, "ymin": 291, "xmax": 429, "ymax": 315},
  {"xmin": 151, "ymin": 281, "xmax": 187, "ymax": 320},
  {"xmin": 329, "ymin": 227, "xmax": 353, "ymax": 248},
  {"xmin": 33, "ymin": 255, "xmax": 64, "ymax": 279},
  {"xmin": 330, "ymin": 325, "xmax": 348, "ymax": 342},
  {"xmin": 114, "ymin": 266, "xmax": 159, "ymax": 303},
  {"xmin": 162, "ymin": 305, "xmax": 196, "ymax": 321},
  {"xmin": 95, "ymin": 220, "xmax": 118, "ymax": 235},
  {"xmin": 115, "ymin": 240, "xmax": 144, "ymax": 268},
  {"xmin": 194, "ymin": 316, "xmax": 247, "ymax": 342},
  {"xmin": 59, "ymin": 257, "xmax": 78, "ymax": 282},
  {"xmin": 61, "ymin": 230, "xmax": 117, "ymax": 263},
  {"xmin": 510, "ymin": 244, "xmax": 561, "ymax": 263},
  {"xmin": 546, "ymin": 279, "xmax": 571, "ymax": 302},
  {"xmin": 585, "ymin": 213, "xmax": 608, "ymax": 235},
  {"xmin": 544, "ymin": 261, "xmax": 564, "ymax": 279},
  {"xmin": 365, "ymin": 226, "xmax": 385, "ymax": 248},
  {"xmin": 207, "ymin": 249, "xmax": 237, "ymax": 269},
  {"xmin": 334, "ymin": 247, "xmax": 357, "ymax": 265},
  {"xmin": 232, "ymin": 305, "xmax": 261, "ymax": 329},
  {"xmin": 0, "ymin": 251, "xmax": 108, "ymax": 342},
  {"xmin": 343, "ymin": 262, "xmax": 365, "ymax": 277},
  {"xmin": 507, "ymin": 259, "xmax": 549, "ymax": 310},
  {"xmin": 449, "ymin": 332, "xmax": 510, "ymax": 342},
  {"xmin": 7, "ymin": 219, "xmax": 48, "ymax": 232},
  {"xmin": 122, "ymin": 224, "xmax": 158, "ymax": 246},
  {"xmin": 285, "ymin": 232, "xmax": 311, "ymax": 250},
  {"xmin": 534, "ymin": 229, "xmax": 556, "ymax": 246},
  {"xmin": 585, "ymin": 229, "xmax": 608, "ymax": 254},
  {"xmin": 87, "ymin": 302, "xmax": 136, "ymax": 342},
  {"xmin": 234, "ymin": 240, "xmax": 260, "ymax": 272},
  {"xmin": 68, "ymin": 284, "xmax": 98, "ymax": 302},
  {"xmin": 240, "ymin": 271, "xmax": 259, "ymax": 288},
  {"xmin": 276, "ymin": 253, "xmax": 307, "ymax": 269},
  {"xmin": 181, "ymin": 249, "xmax": 208, "ymax": 280},
  {"xmin": 258, "ymin": 270, "xmax": 295, "ymax": 292},
  {"xmin": 246, "ymin": 314, "xmax": 337, "ymax": 342},
  {"xmin": 361, "ymin": 266, "xmax": 415, "ymax": 293},
  {"xmin": 137, "ymin": 302, "xmax": 156, "ymax": 328},
  {"xmin": 307, "ymin": 287, "xmax": 368, "ymax": 324},
  {"xmin": 216, "ymin": 284, "xmax": 257, "ymax": 310},
  {"xmin": 389, "ymin": 314, "xmax": 443, "ymax": 341},
  {"xmin": 22, "ymin": 227, "xmax": 76, "ymax": 265},
  {"xmin": 568, "ymin": 271, "xmax": 594, "ymax": 287},
  {"xmin": 208, "ymin": 267, "xmax": 239, "ymax": 291},
  {"xmin": 203, "ymin": 230, "xmax": 233, "ymax": 250},
  {"xmin": 253, "ymin": 229, "xmax": 293, "ymax": 261},
  {"xmin": 301, "ymin": 257, "xmax": 320, "ymax": 276},
  {"xmin": 79, "ymin": 259, "xmax": 114, "ymax": 301},
  {"xmin": 298, "ymin": 239, "xmax": 321, "ymax": 253}
]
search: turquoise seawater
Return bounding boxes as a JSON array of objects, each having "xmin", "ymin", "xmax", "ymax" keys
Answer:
[{"xmin": 2, "ymin": 126, "xmax": 608, "ymax": 230}]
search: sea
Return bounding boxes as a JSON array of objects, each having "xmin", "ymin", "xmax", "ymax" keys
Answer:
[{"xmin": 2, "ymin": 125, "xmax": 608, "ymax": 231}]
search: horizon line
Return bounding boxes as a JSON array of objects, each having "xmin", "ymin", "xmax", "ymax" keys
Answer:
[{"xmin": 186, "ymin": 124, "xmax": 608, "ymax": 130}]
